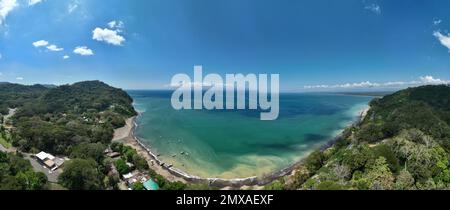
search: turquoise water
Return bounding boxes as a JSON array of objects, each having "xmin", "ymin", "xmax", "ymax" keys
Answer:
[
  {"xmin": 143, "ymin": 179, "xmax": 159, "ymax": 190},
  {"xmin": 129, "ymin": 91, "xmax": 372, "ymax": 179}
]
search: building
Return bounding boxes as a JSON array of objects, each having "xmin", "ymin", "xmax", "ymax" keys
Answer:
[
  {"xmin": 36, "ymin": 151, "xmax": 56, "ymax": 168},
  {"xmin": 123, "ymin": 172, "xmax": 134, "ymax": 180},
  {"xmin": 106, "ymin": 152, "xmax": 121, "ymax": 158},
  {"xmin": 35, "ymin": 151, "xmax": 65, "ymax": 170},
  {"xmin": 122, "ymin": 171, "xmax": 157, "ymax": 190},
  {"xmin": 104, "ymin": 149, "xmax": 121, "ymax": 158}
]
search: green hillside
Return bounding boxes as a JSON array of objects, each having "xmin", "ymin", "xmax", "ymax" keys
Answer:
[
  {"xmin": 268, "ymin": 85, "xmax": 450, "ymax": 190},
  {"xmin": 0, "ymin": 81, "xmax": 136, "ymax": 155},
  {"xmin": 0, "ymin": 83, "xmax": 48, "ymax": 115}
]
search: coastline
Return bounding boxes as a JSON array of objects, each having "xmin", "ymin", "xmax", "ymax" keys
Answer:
[
  {"xmin": 113, "ymin": 106, "xmax": 371, "ymax": 188},
  {"xmin": 113, "ymin": 116, "xmax": 186, "ymax": 183}
]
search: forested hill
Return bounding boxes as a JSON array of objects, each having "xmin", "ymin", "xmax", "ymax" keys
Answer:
[
  {"xmin": 268, "ymin": 85, "xmax": 450, "ymax": 190},
  {"xmin": 1, "ymin": 81, "xmax": 136, "ymax": 118},
  {"xmin": 0, "ymin": 83, "xmax": 48, "ymax": 114},
  {"xmin": 0, "ymin": 81, "xmax": 137, "ymax": 155}
]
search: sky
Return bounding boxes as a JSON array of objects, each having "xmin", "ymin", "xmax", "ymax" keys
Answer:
[{"xmin": 0, "ymin": 0, "xmax": 450, "ymax": 91}]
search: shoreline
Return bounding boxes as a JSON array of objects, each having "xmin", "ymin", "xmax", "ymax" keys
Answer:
[
  {"xmin": 113, "ymin": 116, "xmax": 186, "ymax": 183},
  {"xmin": 113, "ymin": 106, "xmax": 371, "ymax": 188}
]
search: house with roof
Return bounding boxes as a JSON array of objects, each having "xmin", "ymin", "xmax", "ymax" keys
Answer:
[
  {"xmin": 35, "ymin": 151, "xmax": 65, "ymax": 171},
  {"xmin": 122, "ymin": 171, "xmax": 158, "ymax": 190}
]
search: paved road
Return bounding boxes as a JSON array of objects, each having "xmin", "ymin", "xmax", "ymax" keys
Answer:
[{"xmin": 0, "ymin": 144, "xmax": 7, "ymax": 153}]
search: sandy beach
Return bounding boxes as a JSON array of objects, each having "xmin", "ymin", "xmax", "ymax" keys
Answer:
[
  {"xmin": 112, "ymin": 117, "xmax": 134, "ymax": 141},
  {"xmin": 112, "ymin": 103, "xmax": 372, "ymax": 188},
  {"xmin": 113, "ymin": 117, "xmax": 270, "ymax": 188},
  {"xmin": 113, "ymin": 117, "xmax": 187, "ymax": 183}
]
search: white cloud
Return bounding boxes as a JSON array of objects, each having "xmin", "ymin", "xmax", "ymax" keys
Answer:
[
  {"xmin": 28, "ymin": 0, "xmax": 43, "ymax": 6},
  {"xmin": 365, "ymin": 4, "xmax": 381, "ymax": 15},
  {"xmin": 108, "ymin": 20, "xmax": 123, "ymax": 29},
  {"xmin": 32, "ymin": 40, "xmax": 49, "ymax": 47},
  {"xmin": 73, "ymin": 46, "xmax": 93, "ymax": 56},
  {"xmin": 16, "ymin": 77, "xmax": 23, "ymax": 80},
  {"xmin": 419, "ymin": 75, "xmax": 449, "ymax": 84},
  {"xmin": 433, "ymin": 31, "xmax": 450, "ymax": 51},
  {"xmin": 46, "ymin": 44, "xmax": 63, "ymax": 51},
  {"xmin": 63, "ymin": 55, "xmax": 70, "ymax": 59},
  {"xmin": 108, "ymin": 21, "xmax": 116, "ymax": 28},
  {"xmin": 433, "ymin": 19, "xmax": 442, "ymax": 26},
  {"xmin": 68, "ymin": 1, "xmax": 78, "ymax": 14},
  {"xmin": 92, "ymin": 27, "xmax": 125, "ymax": 46},
  {"xmin": 304, "ymin": 76, "xmax": 449, "ymax": 90},
  {"xmin": 33, "ymin": 40, "xmax": 65, "ymax": 53},
  {"xmin": 0, "ymin": 0, "xmax": 18, "ymax": 25}
]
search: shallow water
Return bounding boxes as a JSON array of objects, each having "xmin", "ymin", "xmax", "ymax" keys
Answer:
[{"xmin": 129, "ymin": 90, "xmax": 372, "ymax": 179}]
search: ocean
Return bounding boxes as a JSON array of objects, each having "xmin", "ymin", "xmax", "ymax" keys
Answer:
[{"xmin": 128, "ymin": 90, "xmax": 372, "ymax": 179}]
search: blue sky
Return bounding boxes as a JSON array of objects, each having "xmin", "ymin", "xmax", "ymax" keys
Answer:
[{"xmin": 0, "ymin": 0, "xmax": 450, "ymax": 91}]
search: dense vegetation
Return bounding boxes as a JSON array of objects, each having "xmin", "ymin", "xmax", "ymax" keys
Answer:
[
  {"xmin": 58, "ymin": 142, "xmax": 212, "ymax": 190},
  {"xmin": 0, "ymin": 151, "xmax": 48, "ymax": 190},
  {"xmin": 0, "ymin": 83, "xmax": 48, "ymax": 115},
  {"xmin": 267, "ymin": 85, "xmax": 450, "ymax": 190},
  {"xmin": 0, "ymin": 81, "xmax": 136, "ymax": 155},
  {"xmin": 4, "ymin": 81, "xmax": 448, "ymax": 190},
  {"xmin": 0, "ymin": 81, "xmax": 137, "ymax": 190},
  {"xmin": 1, "ymin": 81, "xmax": 208, "ymax": 190},
  {"xmin": 109, "ymin": 142, "xmax": 205, "ymax": 190}
]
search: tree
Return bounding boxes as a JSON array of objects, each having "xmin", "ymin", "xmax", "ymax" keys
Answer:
[
  {"xmin": 388, "ymin": 131, "xmax": 444, "ymax": 182},
  {"xmin": 161, "ymin": 181, "xmax": 187, "ymax": 190},
  {"xmin": 114, "ymin": 159, "xmax": 130, "ymax": 175},
  {"xmin": 351, "ymin": 171, "xmax": 370, "ymax": 190},
  {"xmin": 132, "ymin": 154, "xmax": 149, "ymax": 171},
  {"xmin": 316, "ymin": 181, "xmax": 346, "ymax": 190},
  {"xmin": 341, "ymin": 145, "xmax": 371, "ymax": 172},
  {"xmin": 371, "ymin": 144, "xmax": 400, "ymax": 173},
  {"xmin": 264, "ymin": 180, "xmax": 285, "ymax": 190},
  {"xmin": 365, "ymin": 157, "xmax": 395, "ymax": 190},
  {"xmin": 332, "ymin": 164, "xmax": 351, "ymax": 183},
  {"xmin": 59, "ymin": 159, "xmax": 104, "ymax": 190},
  {"xmin": 3, "ymin": 81, "xmax": 136, "ymax": 157},
  {"xmin": 15, "ymin": 171, "xmax": 48, "ymax": 190},
  {"xmin": 395, "ymin": 169, "xmax": 415, "ymax": 190},
  {"xmin": 304, "ymin": 151, "xmax": 324, "ymax": 173},
  {"xmin": 111, "ymin": 142, "xmax": 124, "ymax": 153},
  {"xmin": 285, "ymin": 166, "xmax": 311, "ymax": 190},
  {"xmin": 8, "ymin": 154, "xmax": 33, "ymax": 175},
  {"xmin": 132, "ymin": 182, "xmax": 145, "ymax": 190},
  {"xmin": 106, "ymin": 173, "xmax": 120, "ymax": 190},
  {"xmin": 70, "ymin": 143, "xmax": 106, "ymax": 163},
  {"xmin": 0, "ymin": 152, "xmax": 48, "ymax": 190},
  {"xmin": 0, "ymin": 176, "xmax": 22, "ymax": 190}
]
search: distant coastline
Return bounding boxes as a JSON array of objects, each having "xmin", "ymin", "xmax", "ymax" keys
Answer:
[{"xmin": 335, "ymin": 91, "xmax": 393, "ymax": 97}]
